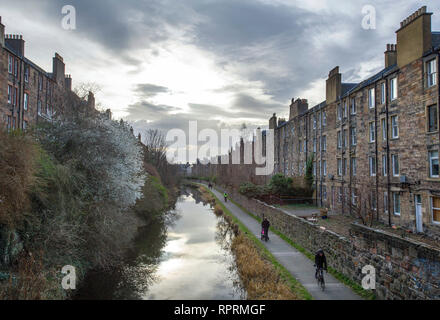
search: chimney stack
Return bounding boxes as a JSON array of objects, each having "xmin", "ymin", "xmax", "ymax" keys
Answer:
[
  {"xmin": 396, "ymin": 6, "xmax": 432, "ymax": 68},
  {"xmin": 5, "ymin": 34, "xmax": 25, "ymax": 57},
  {"xmin": 52, "ymin": 53, "xmax": 66, "ymax": 86},
  {"xmin": 385, "ymin": 44, "xmax": 397, "ymax": 68},
  {"xmin": 269, "ymin": 113, "xmax": 277, "ymax": 130},
  {"xmin": 65, "ymin": 74, "xmax": 72, "ymax": 91},
  {"xmin": 289, "ymin": 98, "xmax": 308, "ymax": 120},
  {"xmin": 0, "ymin": 17, "xmax": 5, "ymax": 48},
  {"xmin": 326, "ymin": 66, "xmax": 342, "ymax": 104}
]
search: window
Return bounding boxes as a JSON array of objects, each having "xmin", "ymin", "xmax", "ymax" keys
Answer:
[
  {"xmin": 321, "ymin": 135, "xmax": 327, "ymax": 152},
  {"xmin": 323, "ymin": 186, "xmax": 327, "ymax": 200},
  {"xmin": 342, "ymin": 158, "xmax": 347, "ymax": 176},
  {"xmin": 427, "ymin": 59, "xmax": 437, "ymax": 88},
  {"xmin": 24, "ymin": 66, "xmax": 29, "ymax": 83},
  {"xmin": 352, "ymin": 190, "xmax": 357, "ymax": 206},
  {"xmin": 350, "ymin": 127, "xmax": 357, "ymax": 146},
  {"xmin": 337, "ymin": 104, "xmax": 342, "ymax": 121},
  {"xmin": 390, "ymin": 77, "xmax": 398, "ymax": 101},
  {"xmin": 8, "ymin": 55, "xmax": 13, "ymax": 74},
  {"xmin": 384, "ymin": 192, "xmax": 389, "ymax": 213},
  {"xmin": 343, "ymin": 129, "xmax": 347, "ymax": 148},
  {"xmin": 351, "ymin": 157, "xmax": 357, "ymax": 176},
  {"xmin": 369, "ymin": 122, "xmax": 375, "ymax": 142},
  {"xmin": 337, "ymin": 159, "xmax": 342, "ymax": 176},
  {"xmin": 431, "ymin": 197, "xmax": 440, "ymax": 224},
  {"xmin": 23, "ymin": 121, "xmax": 28, "ymax": 131},
  {"xmin": 313, "ymin": 162, "xmax": 316, "ymax": 176},
  {"xmin": 350, "ymin": 98, "xmax": 356, "ymax": 115},
  {"xmin": 313, "ymin": 138, "xmax": 317, "ymax": 153},
  {"xmin": 14, "ymin": 60, "xmax": 18, "ymax": 77},
  {"xmin": 381, "ymin": 82, "xmax": 386, "ymax": 104},
  {"xmin": 7, "ymin": 85, "xmax": 12, "ymax": 104},
  {"xmin": 391, "ymin": 115, "xmax": 399, "ymax": 138},
  {"xmin": 39, "ymin": 75, "xmax": 43, "ymax": 91},
  {"xmin": 372, "ymin": 193, "xmax": 377, "ymax": 211},
  {"xmin": 369, "ymin": 156, "xmax": 376, "ymax": 176},
  {"xmin": 24, "ymin": 93, "xmax": 29, "ymax": 111},
  {"xmin": 322, "ymin": 160, "xmax": 327, "ymax": 176},
  {"xmin": 368, "ymin": 88, "xmax": 375, "ymax": 108},
  {"xmin": 392, "ymin": 154, "xmax": 399, "ymax": 177},
  {"xmin": 13, "ymin": 88, "xmax": 17, "ymax": 106},
  {"xmin": 382, "ymin": 155, "xmax": 387, "ymax": 176},
  {"xmin": 313, "ymin": 115, "xmax": 317, "ymax": 130},
  {"xmin": 37, "ymin": 100, "xmax": 42, "ymax": 115},
  {"xmin": 382, "ymin": 118, "xmax": 387, "ymax": 141},
  {"xmin": 303, "ymin": 141, "xmax": 306, "ymax": 153},
  {"xmin": 7, "ymin": 116, "xmax": 11, "ymax": 132},
  {"xmin": 343, "ymin": 101, "xmax": 348, "ymax": 118},
  {"xmin": 337, "ymin": 131, "xmax": 342, "ymax": 149},
  {"xmin": 393, "ymin": 193, "xmax": 400, "ymax": 216},
  {"xmin": 428, "ymin": 105, "xmax": 438, "ymax": 132},
  {"xmin": 322, "ymin": 112, "xmax": 327, "ymax": 126},
  {"xmin": 429, "ymin": 151, "xmax": 439, "ymax": 178}
]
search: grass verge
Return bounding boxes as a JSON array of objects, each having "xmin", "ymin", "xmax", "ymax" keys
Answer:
[
  {"xmin": 208, "ymin": 184, "xmax": 375, "ymax": 300},
  {"xmin": 199, "ymin": 185, "xmax": 312, "ymax": 300}
]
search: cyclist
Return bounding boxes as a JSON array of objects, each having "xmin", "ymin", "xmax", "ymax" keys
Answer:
[
  {"xmin": 314, "ymin": 249, "xmax": 328, "ymax": 279},
  {"xmin": 261, "ymin": 217, "xmax": 270, "ymax": 241},
  {"xmin": 224, "ymin": 192, "xmax": 228, "ymax": 202}
]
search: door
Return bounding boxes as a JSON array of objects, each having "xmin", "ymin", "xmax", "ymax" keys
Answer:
[{"xmin": 415, "ymin": 195, "xmax": 423, "ymax": 233}]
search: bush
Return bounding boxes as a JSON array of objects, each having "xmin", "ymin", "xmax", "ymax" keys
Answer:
[
  {"xmin": 269, "ymin": 174, "xmax": 293, "ymax": 196},
  {"xmin": 239, "ymin": 182, "xmax": 268, "ymax": 198}
]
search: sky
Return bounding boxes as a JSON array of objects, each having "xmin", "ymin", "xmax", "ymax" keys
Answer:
[{"xmin": 2, "ymin": 0, "xmax": 440, "ymax": 159}]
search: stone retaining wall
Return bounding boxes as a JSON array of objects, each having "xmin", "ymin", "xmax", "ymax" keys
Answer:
[{"xmin": 218, "ymin": 185, "xmax": 440, "ymax": 300}]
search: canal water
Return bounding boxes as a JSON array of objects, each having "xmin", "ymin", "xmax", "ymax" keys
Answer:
[{"xmin": 75, "ymin": 188, "xmax": 244, "ymax": 300}]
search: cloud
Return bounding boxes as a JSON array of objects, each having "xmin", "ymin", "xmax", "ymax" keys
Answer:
[{"xmin": 134, "ymin": 83, "xmax": 170, "ymax": 99}]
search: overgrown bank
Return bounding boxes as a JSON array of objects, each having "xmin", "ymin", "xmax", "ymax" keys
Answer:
[
  {"xmin": 0, "ymin": 115, "xmax": 178, "ymax": 299},
  {"xmin": 198, "ymin": 186, "xmax": 311, "ymax": 300}
]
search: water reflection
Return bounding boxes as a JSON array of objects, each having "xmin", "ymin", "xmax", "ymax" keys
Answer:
[{"xmin": 76, "ymin": 187, "xmax": 244, "ymax": 300}]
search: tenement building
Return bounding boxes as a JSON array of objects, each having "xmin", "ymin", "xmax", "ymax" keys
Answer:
[
  {"xmin": 270, "ymin": 6, "xmax": 440, "ymax": 237},
  {"xmin": 0, "ymin": 16, "xmax": 98, "ymax": 131}
]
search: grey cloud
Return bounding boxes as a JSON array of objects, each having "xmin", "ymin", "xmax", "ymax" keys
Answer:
[
  {"xmin": 134, "ymin": 83, "xmax": 170, "ymax": 99},
  {"xmin": 125, "ymin": 101, "xmax": 179, "ymax": 121}
]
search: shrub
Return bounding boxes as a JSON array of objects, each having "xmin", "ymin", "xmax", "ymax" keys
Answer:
[{"xmin": 269, "ymin": 174, "xmax": 293, "ymax": 196}]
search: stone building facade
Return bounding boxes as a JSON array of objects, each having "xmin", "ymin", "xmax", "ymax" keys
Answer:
[
  {"xmin": 192, "ymin": 6, "xmax": 440, "ymax": 238},
  {"xmin": 270, "ymin": 6, "xmax": 440, "ymax": 237},
  {"xmin": 0, "ymin": 16, "xmax": 100, "ymax": 131}
]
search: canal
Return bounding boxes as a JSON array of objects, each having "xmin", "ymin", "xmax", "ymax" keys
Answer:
[{"xmin": 75, "ymin": 187, "xmax": 244, "ymax": 300}]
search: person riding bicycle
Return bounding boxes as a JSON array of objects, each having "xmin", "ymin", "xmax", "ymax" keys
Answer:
[
  {"xmin": 261, "ymin": 217, "xmax": 270, "ymax": 240},
  {"xmin": 224, "ymin": 192, "xmax": 228, "ymax": 202},
  {"xmin": 314, "ymin": 249, "xmax": 328, "ymax": 279}
]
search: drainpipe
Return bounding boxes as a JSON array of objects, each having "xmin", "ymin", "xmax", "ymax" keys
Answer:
[
  {"xmin": 375, "ymin": 82, "xmax": 379, "ymax": 221},
  {"xmin": 348, "ymin": 96, "xmax": 352, "ymax": 217},
  {"xmin": 386, "ymin": 75, "xmax": 392, "ymax": 226}
]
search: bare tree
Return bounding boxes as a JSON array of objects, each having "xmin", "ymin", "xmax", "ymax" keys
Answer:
[{"xmin": 348, "ymin": 183, "xmax": 376, "ymax": 226}]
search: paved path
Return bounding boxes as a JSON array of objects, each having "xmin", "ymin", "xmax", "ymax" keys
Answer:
[{"xmin": 202, "ymin": 184, "xmax": 362, "ymax": 300}]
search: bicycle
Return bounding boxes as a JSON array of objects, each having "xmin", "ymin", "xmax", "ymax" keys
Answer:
[{"xmin": 316, "ymin": 267, "xmax": 325, "ymax": 291}]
